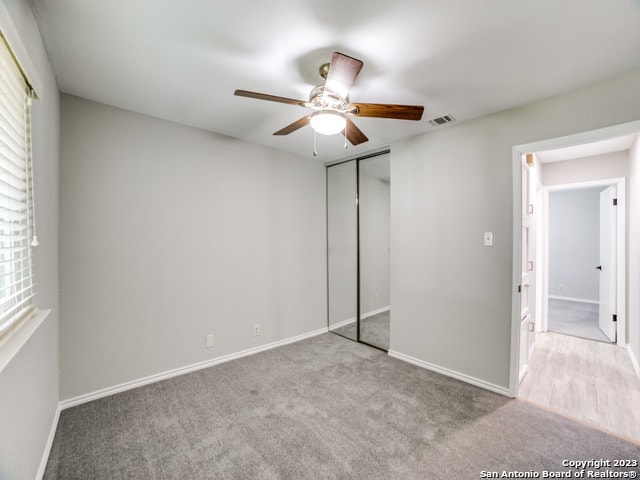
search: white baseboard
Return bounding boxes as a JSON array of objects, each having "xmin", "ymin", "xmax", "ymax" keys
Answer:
[
  {"xmin": 627, "ymin": 345, "xmax": 640, "ymax": 378},
  {"xmin": 548, "ymin": 295, "xmax": 599, "ymax": 304},
  {"xmin": 59, "ymin": 327, "xmax": 328, "ymax": 410},
  {"xmin": 361, "ymin": 306, "xmax": 390, "ymax": 319},
  {"xmin": 37, "ymin": 403, "xmax": 61, "ymax": 480},
  {"xmin": 329, "ymin": 317, "xmax": 356, "ymax": 329},
  {"xmin": 329, "ymin": 306, "xmax": 390, "ymax": 330},
  {"xmin": 388, "ymin": 350, "xmax": 512, "ymax": 397}
]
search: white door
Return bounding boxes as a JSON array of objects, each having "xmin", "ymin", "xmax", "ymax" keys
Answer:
[
  {"xmin": 519, "ymin": 224, "xmax": 532, "ymax": 381},
  {"xmin": 598, "ymin": 185, "xmax": 617, "ymax": 342},
  {"xmin": 519, "ymin": 157, "xmax": 536, "ymax": 381}
]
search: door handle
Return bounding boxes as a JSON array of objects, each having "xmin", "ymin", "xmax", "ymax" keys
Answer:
[{"xmin": 596, "ymin": 265, "xmax": 602, "ymax": 270}]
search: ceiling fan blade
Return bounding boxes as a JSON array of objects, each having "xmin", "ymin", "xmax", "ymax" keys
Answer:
[
  {"xmin": 324, "ymin": 52, "xmax": 364, "ymax": 101},
  {"xmin": 350, "ymin": 103, "xmax": 424, "ymax": 121},
  {"xmin": 344, "ymin": 118, "xmax": 368, "ymax": 145},
  {"xmin": 234, "ymin": 89, "xmax": 307, "ymax": 107},
  {"xmin": 273, "ymin": 116, "xmax": 311, "ymax": 136}
]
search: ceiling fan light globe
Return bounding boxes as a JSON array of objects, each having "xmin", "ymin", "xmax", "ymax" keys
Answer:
[{"xmin": 310, "ymin": 111, "xmax": 346, "ymax": 136}]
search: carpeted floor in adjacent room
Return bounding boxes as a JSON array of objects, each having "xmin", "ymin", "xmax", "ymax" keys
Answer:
[
  {"xmin": 44, "ymin": 333, "xmax": 640, "ymax": 480},
  {"xmin": 548, "ymin": 298, "xmax": 608, "ymax": 342}
]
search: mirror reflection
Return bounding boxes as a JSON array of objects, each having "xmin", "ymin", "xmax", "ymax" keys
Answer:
[
  {"xmin": 327, "ymin": 151, "xmax": 391, "ymax": 350},
  {"xmin": 327, "ymin": 161, "xmax": 357, "ymax": 341},
  {"xmin": 358, "ymin": 153, "xmax": 390, "ymax": 350}
]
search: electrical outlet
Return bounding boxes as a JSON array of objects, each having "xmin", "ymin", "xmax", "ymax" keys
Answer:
[
  {"xmin": 205, "ymin": 334, "xmax": 214, "ymax": 348},
  {"xmin": 558, "ymin": 284, "xmax": 564, "ymax": 291},
  {"xmin": 253, "ymin": 324, "xmax": 260, "ymax": 336}
]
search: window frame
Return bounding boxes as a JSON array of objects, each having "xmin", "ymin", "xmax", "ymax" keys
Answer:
[{"xmin": 0, "ymin": 30, "xmax": 38, "ymax": 345}]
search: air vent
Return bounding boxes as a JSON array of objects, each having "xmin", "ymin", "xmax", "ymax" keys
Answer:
[{"xmin": 428, "ymin": 114, "xmax": 456, "ymax": 127}]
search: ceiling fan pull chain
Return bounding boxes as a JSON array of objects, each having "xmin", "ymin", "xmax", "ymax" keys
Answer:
[
  {"xmin": 313, "ymin": 130, "xmax": 318, "ymax": 157},
  {"xmin": 344, "ymin": 121, "xmax": 348, "ymax": 149}
]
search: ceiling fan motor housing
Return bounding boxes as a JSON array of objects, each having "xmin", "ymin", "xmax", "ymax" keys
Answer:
[{"xmin": 309, "ymin": 85, "xmax": 349, "ymax": 111}]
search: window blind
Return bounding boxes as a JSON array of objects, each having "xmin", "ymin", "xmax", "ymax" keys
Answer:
[{"xmin": 0, "ymin": 32, "xmax": 37, "ymax": 339}]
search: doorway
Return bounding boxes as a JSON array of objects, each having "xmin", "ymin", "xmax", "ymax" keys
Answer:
[
  {"xmin": 546, "ymin": 184, "xmax": 618, "ymax": 343},
  {"xmin": 511, "ymin": 122, "xmax": 640, "ymax": 394},
  {"xmin": 510, "ymin": 121, "xmax": 640, "ymax": 440}
]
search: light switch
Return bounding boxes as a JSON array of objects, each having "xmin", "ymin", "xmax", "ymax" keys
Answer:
[{"xmin": 483, "ymin": 232, "xmax": 493, "ymax": 247}]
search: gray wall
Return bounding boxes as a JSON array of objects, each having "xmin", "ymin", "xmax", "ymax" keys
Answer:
[
  {"xmin": 59, "ymin": 95, "xmax": 327, "ymax": 400},
  {"xmin": 629, "ymin": 137, "xmax": 640, "ymax": 370},
  {"xmin": 0, "ymin": 0, "xmax": 60, "ymax": 478},
  {"xmin": 548, "ymin": 188, "xmax": 602, "ymax": 301},
  {"xmin": 390, "ymin": 68, "xmax": 640, "ymax": 390}
]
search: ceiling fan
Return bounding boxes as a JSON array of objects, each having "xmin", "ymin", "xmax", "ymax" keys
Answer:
[{"xmin": 234, "ymin": 52, "xmax": 425, "ymax": 152}]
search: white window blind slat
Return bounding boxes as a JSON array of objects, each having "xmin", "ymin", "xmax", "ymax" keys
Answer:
[
  {"xmin": 0, "ymin": 32, "xmax": 37, "ymax": 338},
  {"xmin": 0, "ymin": 281, "xmax": 35, "ymax": 308},
  {"xmin": 0, "ymin": 165, "xmax": 27, "ymax": 186},
  {"xmin": 0, "ymin": 233, "xmax": 28, "ymax": 243},
  {"xmin": 0, "ymin": 110, "xmax": 27, "ymax": 146},
  {"xmin": 0, "ymin": 214, "xmax": 27, "ymax": 227},
  {"xmin": 0, "ymin": 174, "xmax": 27, "ymax": 194},
  {"xmin": 0, "ymin": 135, "xmax": 27, "ymax": 166},
  {"xmin": 0, "ymin": 113, "xmax": 25, "ymax": 147},
  {"xmin": 0, "ymin": 151, "xmax": 27, "ymax": 180},
  {"xmin": 0, "ymin": 171, "xmax": 27, "ymax": 193},
  {"xmin": 0, "ymin": 221, "xmax": 29, "ymax": 233},
  {"xmin": 0, "ymin": 70, "xmax": 27, "ymax": 114},
  {"xmin": 0, "ymin": 259, "xmax": 30, "ymax": 270},
  {"xmin": 0, "ymin": 249, "xmax": 30, "ymax": 267},
  {"xmin": 0, "ymin": 262, "xmax": 31, "ymax": 277},
  {"xmin": 0, "ymin": 84, "xmax": 27, "ymax": 130},
  {"xmin": 0, "ymin": 145, "xmax": 26, "ymax": 176},
  {"xmin": 0, "ymin": 185, "xmax": 27, "ymax": 203},
  {"xmin": 0, "ymin": 90, "xmax": 26, "ymax": 129},
  {"xmin": 0, "ymin": 249, "xmax": 30, "ymax": 258},
  {"xmin": 0, "ymin": 43, "xmax": 28, "ymax": 95},
  {"xmin": 0, "ymin": 256, "xmax": 30, "ymax": 270}
]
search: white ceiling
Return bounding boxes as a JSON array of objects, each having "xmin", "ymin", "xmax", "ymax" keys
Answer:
[{"xmin": 29, "ymin": 0, "xmax": 640, "ymax": 162}]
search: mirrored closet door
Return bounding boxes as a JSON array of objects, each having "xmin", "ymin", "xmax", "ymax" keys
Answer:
[
  {"xmin": 327, "ymin": 160, "xmax": 358, "ymax": 341},
  {"xmin": 358, "ymin": 153, "xmax": 390, "ymax": 350},
  {"xmin": 327, "ymin": 151, "xmax": 390, "ymax": 351}
]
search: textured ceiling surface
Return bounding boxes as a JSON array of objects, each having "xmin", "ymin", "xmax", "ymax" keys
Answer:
[{"xmin": 29, "ymin": 0, "xmax": 640, "ymax": 161}]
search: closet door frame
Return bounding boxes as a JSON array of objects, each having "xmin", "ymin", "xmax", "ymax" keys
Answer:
[{"xmin": 326, "ymin": 148, "xmax": 390, "ymax": 352}]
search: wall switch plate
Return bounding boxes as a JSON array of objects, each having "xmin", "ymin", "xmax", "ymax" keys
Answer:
[
  {"xmin": 205, "ymin": 334, "xmax": 214, "ymax": 348},
  {"xmin": 483, "ymin": 232, "xmax": 493, "ymax": 247},
  {"xmin": 253, "ymin": 324, "xmax": 260, "ymax": 336}
]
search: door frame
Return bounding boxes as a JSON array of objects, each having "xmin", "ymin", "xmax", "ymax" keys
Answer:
[{"xmin": 509, "ymin": 119, "xmax": 640, "ymax": 397}]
